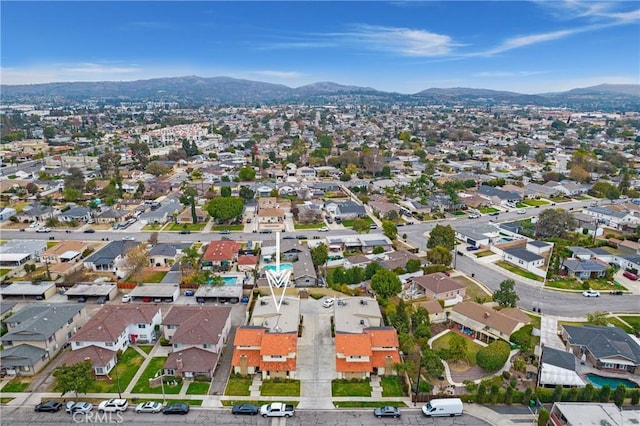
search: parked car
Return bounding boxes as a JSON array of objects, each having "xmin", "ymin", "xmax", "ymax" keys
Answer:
[
  {"xmin": 96, "ymin": 296, "xmax": 107, "ymax": 305},
  {"xmin": 517, "ymin": 210, "xmax": 526, "ymax": 214},
  {"xmin": 36, "ymin": 227, "xmax": 51, "ymax": 233},
  {"xmin": 232, "ymin": 403, "xmax": 259, "ymax": 415},
  {"xmin": 468, "ymin": 214, "xmax": 480, "ymax": 219},
  {"xmin": 318, "ymin": 227, "xmax": 328, "ymax": 232},
  {"xmin": 220, "ymin": 229, "xmax": 230, "ymax": 234},
  {"xmin": 610, "ymin": 290, "xmax": 624, "ymax": 295},
  {"xmin": 179, "ymin": 229, "xmax": 191, "ymax": 234},
  {"xmin": 163, "ymin": 403, "xmax": 189, "ymax": 415},
  {"xmin": 66, "ymin": 401, "xmax": 93, "ymax": 414},
  {"xmin": 184, "ymin": 290, "xmax": 195, "ymax": 296},
  {"xmin": 83, "ymin": 228, "xmax": 95, "ymax": 233},
  {"xmin": 35, "ymin": 401, "xmax": 63, "ymax": 412},
  {"xmin": 135, "ymin": 401, "xmax": 163, "ymax": 413},
  {"xmin": 582, "ymin": 290, "xmax": 600, "ymax": 297},
  {"xmin": 296, "ymin": 235, "xmax": 307, "ymax": 239},
  {"xmin": 466, "ymin": 246, "xmax": 479, "ymax": 251},
  {"xmin": 623, "ymin": 271, "xmax": 638, "ymax": 280},
  {"xmin": 121, "ymin": 294, "xmax": 131, "ymax": 303},
  {"xmin": 322, "ymin": 298, "xmax": 334, "ymax": 308},
  {"xmin": 122, "ymin": 236, "xmax": 136, "ymax": 241},
  {"xmin": 98, "ymin": 398, "xmax": 128, "ymax": 413},
  {"xmin": 369, "ymin": 224, "xmax": 378, "ymax": 229},
  {"xmin": 488, "ymin": 212, "xmax": 500, "ymax": 216},
  {"xmin": 374, "ymin": 406, "xmax": 401, "ymax": 418}
]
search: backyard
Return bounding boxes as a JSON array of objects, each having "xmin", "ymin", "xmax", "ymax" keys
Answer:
[
  {"xmin": 128, "ymin": 269, "xmax": 168, "ymax": 284},
  {"xmin": 332, "ymin": 379, "xmax": 372, "ymax": 397},
  {"xmin": 431, "ymin": 331, "xmax": 483, "ymax": 368},
  {"xmin": 452, "ymin": 275, "xmax": 492, "ymax": 302}
]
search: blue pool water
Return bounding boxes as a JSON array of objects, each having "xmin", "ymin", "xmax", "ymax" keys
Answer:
[
  {"xmin": 586, "ymin": 374, "xmax": 638, "ymax": 388},
  {"xmin": 263, "ymin": 264, "xmax": 293, "ymax": 272},
  {"xmin": 223, "ymin": 276, "xmax": 237, "ymax": 286}
]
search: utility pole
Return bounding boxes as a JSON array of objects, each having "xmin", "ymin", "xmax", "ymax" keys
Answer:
[{"xmin": 414, "ymin": 352, "xmax": 423, "ymax": 407}]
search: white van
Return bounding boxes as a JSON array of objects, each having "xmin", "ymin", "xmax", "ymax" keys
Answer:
[{"xmin": 421, "ymin": 398, "xmax": 463, "ymax": 417}]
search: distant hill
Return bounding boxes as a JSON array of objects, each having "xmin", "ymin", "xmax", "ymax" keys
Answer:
[{"xmin": 1, "ymin": 76, "xmax": 638, "ymax": 110}]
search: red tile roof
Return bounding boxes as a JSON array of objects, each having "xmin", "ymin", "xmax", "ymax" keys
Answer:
[
  {"xmin": 335, "ymin": 357, "xmax": 372, "ymax": 373},
  {"xmin": 202, "ymin": 240, "xmax": 241, "ymax": 262}
]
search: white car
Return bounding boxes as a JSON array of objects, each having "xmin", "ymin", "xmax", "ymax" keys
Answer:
[
  {"xmin": 122, "ymin": 236, "xmax": 136, "ymax": 241},
  {"xmin": 36, "ymin": 227, "xmax": 51, "ymax": 233},
  {"xmin": 135, "ymin": 401, "xmax": 163, "ymax": 413},
  {"xmin": 318, "ymin": 227, "xmax": 328, "ymax": 232},
  {"xmin": 121, "ymin": 294, "xmax": 131, "ymax": 303},
  {"xmin": 66, "ymin": 401, "xmax": 93, "ymax": 414},
  {"xmin": 98, "ymin": 399, "xmax": 128, "ymax": 413},
  {"xmin": 29, "ymin": 222, "xmax": 40, "ymax": 228},
  {"xmin": 468, "ymin": 214, "xmax": 480, "ymax": 219},
  {"xmin": 517, "ymin": 210, "xmax": 526, "ymax": 214},
  {"xmin": 322, "ymin": 298, "xmax": 334, "ymax": 308},
  {"xmin": 582, "ymin": 290, "xmax": 600, "ymax": 297}
]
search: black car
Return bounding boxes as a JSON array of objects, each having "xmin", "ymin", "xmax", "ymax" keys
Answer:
[
  {"xmin": 610, "ymin": 290, "xmax": 624, "ymax": 295},
  {"xmin": 231, "ymin": 403, "xmax": 259, "ymax": 415},
  {"xmin": 163, "ymin": 403, "xmax": 189, "ymax": 415},
  {"xmin": 295, "ymin": 235, "xmax": 307, "ymax": 239},
  {"xmin": 488, "ymin": 211, "xmax": 500, "ymax": 216},
  {"xmin": 35, "ymin": 401, "xmax": 63, "ymax": 412},
  {"xmin": 179, "ymin": 229, "xmax": 191, "ymax": 234},
  {"xmin": 83, "ymin": 229, "xmax": 95, "ymax": 233}
]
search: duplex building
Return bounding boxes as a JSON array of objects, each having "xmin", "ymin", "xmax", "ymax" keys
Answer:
[{"xmin": 448, "ymin": 301, "xmax": 531, "ymax": 344}]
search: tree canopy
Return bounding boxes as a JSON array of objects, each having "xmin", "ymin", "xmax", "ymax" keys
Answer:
[
  {"xmin": 53, "ymin": 360, "xmax": 95, "ymax": 397},
  {"xmin": 371, "ymin": 269, "xmax": 402, "ymax": 298},
  {"xmin": 535, "ymin": 208, "xmax": 576, "ymax": 238},
  {"xmin": 493, "ymin": 279, "xmax": 519, "ymax": 308},
  {"xmin": 238, "ymin": 167, "xmax": 257, "ymax": 181},
  {"xmin": 311, "ymin": 243, "xmax": 328, "ymax": 267},
  {"xmin": 206, "ymin": 196, "xmax": 244, "ymax": 223},
  {"xmin": 382, "ymin": 219, "xmax": 397, "ymax": 240},
  {"xmin": 352, "ymin": 218, "xmax": 370, "ymax": 234},
  {"xmin": 427, "ymin": 246, "xmax": 452, "ymax": 266},
  {"xmin": 427, "ymin": 224, "xmax": 455, "ymax": 251}
]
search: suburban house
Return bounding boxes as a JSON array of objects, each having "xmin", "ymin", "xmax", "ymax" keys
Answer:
[
  {"xmin": 538, "ymin": 346, "xmax": 585, "ymax": 388},
  {"xmin": 561, "ymin": 325, "xmax": 640, "ymax": 374},
  {"xmin": 369, "ymin": 201, "xmax": 401, "ymax": 219},
  {"xmin": 138, "ymin": 196, "xmax": 183, "ymax": 224},
  {"xmin": 561, "ymin": 259, "xmax": 608, "ymax": 279},
  {"xmin": 0, "ymin": 240, "xmax": 48, "ymax": 267},
  {"xmin": 95, "ymin": 208, "xmax": 128, "ymax": 225},
  {"xmin": 59, "ymin": 344, "xmax": 118, "ymax": 376},
  {"xmin": 448, "ymin": 301, "xmax": 531, "ymax": 344},
  {"xmin": 334, "ymin": 200, "xmax": 366, "ymax": 219},
  {"xmin": 0, "ymin": 207, "xmax": 17, "ymax": 222},
  {"xmin": 58, "ymin": 206, "xmax": 92, "ymax": 223},
  {"xmin": 40, "ymin": 241, "xmax": 88, "ymax": 264},
  {"xmin": 335, "ymin": 327, "xmax": 400, "ymax": 379},
  {"xmin": 454, "ymin": 224, "xmax": 500, "ymax": 248},
  {"xmin": 69, "ymin": 305, "xmax": 162, "ymax": 353},
  {"xmin": 83, "ymin": 240, "xmax": 139, "ymax": 277},
  {"xmin": 232, "ymin": 326, "xmax": 298, "ymax": 379},
  {"xmin": 257, "ymin": 207, "xmax": 285, "ymax": 231},
  {"xmin": 148, "ymin": 243, "xmax": 187, "ymax": 267},
  {"xmin": 325, "ymin": 234, "xmax": 393, "ymax": 254},
  {"xmin": 201, "ymin": 240, "xmax": 241, "ymax": 271},
  {"xmin": 501, "ymin": 247, "xmax": 545, "ymax": 276},
  {"xmin": 16, "ymin": 202, "xmax": 57, "ymax": 223},
  {"xmin": 176, "ymin": 206, "xmax": 208, "ymax": 224},
  {"xmin": 476, "ymin": 185, "xmax": 522, "ymax": 206},
  {"xmin": 415, "ymin": 299, "xmax": 446, "ymax": 324},
  {"xmin": 548, "ymin": 402, "xmax": 638, "ymax": 426},
  {"xmin": 332, "ymin": 297, "xmax": 400, "ymax": 379},
  {"xmin": 162, "ymin": 306, "xmax": 232, "ymax": 379},
  {"xmin": 582, "ymin": 206, "xmax": 638, "ymax": 230},
  {"xmin": 0, "ymin": 303, "xmax": 86, "ymax": 376},
  {"xmin": 409, "ymin": 273, "xmax": 466, "ymax": 303}
]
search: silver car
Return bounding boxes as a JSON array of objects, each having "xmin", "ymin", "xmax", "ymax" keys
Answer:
[
  {"xmin": 66, "ymin": 401, "xmax": 93, "ymax": 414},
  {"xmin": 135, "ymin": 401, "xmax": 163, "ymax": 413}
]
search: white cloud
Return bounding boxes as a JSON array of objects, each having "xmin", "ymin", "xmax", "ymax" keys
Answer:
[
  {"xmin": 339, "ymin": 24, "xmax": 459, "ymax": 57},
  {"xmin": 250, "ymin": 70, "xmax": 304, "ymax": 79}
]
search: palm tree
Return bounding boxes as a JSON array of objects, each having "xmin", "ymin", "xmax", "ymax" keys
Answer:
[{"xmin": 41, "ymin": 196, "xmax": 54, "ymax": 221}]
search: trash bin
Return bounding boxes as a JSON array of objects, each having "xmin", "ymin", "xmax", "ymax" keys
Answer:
[{"xmin": 529, "ymin": 399, "xmax": 535, "ymax": 407}]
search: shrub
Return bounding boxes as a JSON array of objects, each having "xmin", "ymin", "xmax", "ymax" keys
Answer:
[
  {"xmin": 538, "ymin": 408, "xmax": 549, "ymax": 426},
  {"xmin": 505, "ymin": 386, "xmax": 513, "ymax": 405},
  {"xmin": 502, "ymin": 371, "xmax": 511, "ymax": 380},
  {"xmin": 510, "ymin": 325, "xmax": 533, "ymax": 352},
  {"xmin": 630, "ymin": 389, "xmax": 639, "ymax": 405},
  {"xmin": 477, "ymin": 340, "xmax": 510, "ymax": 372},
  {"xmin": 476, "ymin": 383, "xmax": 487, "ymax": 404},
  {"xmin": 159, "ymin": 337, "xmax": 170, "ymax": 346}
]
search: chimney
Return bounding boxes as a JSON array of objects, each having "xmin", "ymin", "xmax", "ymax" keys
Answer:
[{"xmin": 240, "ymin": 354, "xmax": 248, "ymax": 375}]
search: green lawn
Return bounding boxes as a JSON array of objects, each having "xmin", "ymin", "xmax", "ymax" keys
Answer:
[
  {"xmin": 211, "ymin": 224, "xmax": 244, "ymax": 231},
  {"xmin": 583, "ymin": 279, "xmax": 628, "ymax": 291},
  {"xmin": 495, "ymin": 261, "xmax": 544, "ymax": 282},
  {"xmin": 331, "ymin": 379, "xmax": 372, "ymax": 397},
  {"xmin": 0, "ymin": 268, "xmax": 11, "ymax": 276},
  {"xmin": 89, "ymin": 347, "xmax": 145, "ymax": 393},
  {"xmin": 142, "ymin": 224, "xmax": 166, "ymax": 231},
  {"xmin": 549, "ymin": 197, "xmax": 569, "ymax": 203},
  {"xmin": 453, "ymin": 211, "xmax": 467, "ymax": 216},
  {"xmin": 1, "ymin": 381, "xmax": 29, "ymax": 392},
  {"xmin": 431, "ymin": 331, "xmax": 483, "ymax": 366},
  {"xmin": 261, "ymin": 380, "xmax": 300, "ymax": 396},
  {"xmin": 295, "ymin": 222, "xmax": 325, "ymax": 229},
  {"xmin": 522, "ymin": 199, "xmax": 549, "ymax": 206},
  {"xmin": 545, "ymin": 277, "xmax": 582, "ymax": 290},
  {"xmin": 220, "ymin": 400, "xmax": 300, "ymax": 407},
  {"xmin": 342, "ymin": 217, "xmax": 374, "ymax": 227},
  {"xmin": 452, "ymin": 275, "xmax": 491, "ymax": 301},
  {"xmin": 478, "ymin": 207, "xmax": 499, "ymax": 214},
  {"xmin": 526, "ymin": 313, "xmax": 542, "ymax": 329},
  {"xmin": 138, "ymin": 345, "xmax": 154, "ymax": 354},
  {"xmin": 474, "ymin": 251, "xmax": 495, "ymax": 258},
  {"xmin": 186, "ymin": 382, "xmax": 210, "ymax": 395},
  {"xmin": 381, "ymin": 376, "xmax": 404, "ymax": 397},
  {"xmin": 130, "ymin": 270, "xmax": 168, "ymax": 283},
  {"xmin": 165, "ymin": 223, "xmax": 207, "ymax": 232},
  {"xmin": 46, "ymin": 242, "xmax": 57, "ymax": 248},
  {"xmin": 620, "ymin": 316, "xmax": 640, "ymax": 331},
  {"xmin": 135, "ymin": 398, "xmax": 203, "ymax": 406},
  {"xmin": 131, "ymin": 357, "xmax": 181, "ymax": 394},
  {"xmin": 0, "ymin": 398, "xmax": 15, "ymax": 404},
  {"xmin": 605, "ymin": 317, "xmax": 633, "ymax": 333},
  {"xmin": 224, "ymin": 376, "xmax": 252, "ymax": 396},
  {"xmin": 334, "ymin": 401, "xmax": 406, "ymax": 408}
]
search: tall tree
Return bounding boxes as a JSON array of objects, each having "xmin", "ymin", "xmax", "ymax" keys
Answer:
[
  {"xmin": 238, "ymin": 186, "xmax": 255, "ymax": 202},
  {"xmin": 535, "ymin": 209, "xmax": 576, "ymax": 238},
  {"xmin": 493, "ymin": 279, "xmax": 519, "ymax": 308},
  {"xmin": 220, "ymin": 186, "xmax": 232, "ymax": 197},
  {"xmin": 97, "ymin": 151, "xmax": 121, "ymax": 179},
  {"xmin": 206, "ymin": 196, "xmax": 244, "ymax": 223},
  {"xmin": 179, "ymin": 185, "xmax": 198, "ymax": 224},
  {"xmin": 53, "ymin": 360, "xmax": 95, "ymax": 397},
  {"xmin": 427, "ymin": 224, "xmax": 455, "ymax": 250},
  {"xmin": 124, "ymin": 244, "xmax": 148, "ymax": 283},
  {"xmin": 427, "ymin": 246, "xmax": 452, "ymax": 266},
  {"xmin": 64, "ymin": 167, "xmax": 85, "ymax": 192},
  {"xmin": 352, "ymin": 218, "xmax": 370, "ymax": 234},
  {"xmin": 311, "ymin": 243, "xmax": 329, "ymax": 267},
  {"xmin": 382, "ymin": 219, "xmax": 398, "ymax": 240},
  {"xmin": 371, "ymin": 269, "xmax": 402, "ymax": 299},
  {"xmin": 238, "ymin": 167, "xmax": 256, "ymax": 181},
  {"xmin": 128, "ymin": 141, "xmax": 151, "ymax": 170}
]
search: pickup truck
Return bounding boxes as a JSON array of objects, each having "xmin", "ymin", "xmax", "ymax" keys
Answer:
[{"xmin": 260, "ymin": 402, "xmax": 295, "ymax": 418}]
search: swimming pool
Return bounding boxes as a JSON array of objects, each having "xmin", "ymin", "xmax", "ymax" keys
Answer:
[
  {"xmin": 263, "ymin": 264, "xmax": 293, "ymax": 272},
  {"xmin": 207, "ymin": 276, "xmax": 238, "ymax": 286},
  {"xmin": 586, "ymin": 374, "xmax": 638, "ymax": 388}
]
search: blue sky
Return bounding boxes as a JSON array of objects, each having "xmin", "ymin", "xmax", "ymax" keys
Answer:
[{"xmin": 1, "ymin": 1, "xmax": 638, "ymax": 93}]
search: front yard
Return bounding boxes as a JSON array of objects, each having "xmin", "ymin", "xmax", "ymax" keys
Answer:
[
  {"xmin": 165, "ymin": 222, "xmax": 207, "ymax": 232},
  {"xmin": 224, "ymin": 375, "xmax": 252, "ymax": 396},
  {"xmin": 89, "ymin": 348, "xmax": 144, "ymax": 393},
  {"xmin": 546, "ymin": 277, "xmax": 627, "ymax": 291},
  {"xmin": 260, "ymin": 379, "xmax": 300, "ymax": 396},
  {"xmin": 295, "ymin": 222, "xmax": 325, "ymax": 229},
  {"xmin": 211, "ymin": 224, "xmax": 244, "ymax": 231},
  {"xmin": 478, "ymin": 207, "xmax": 499, "ymax": 214},
  {"xmin": 494, "ymin": 260, "xmax": 544, "ymax": 282},
  {"xmin": 380, "ymin": 376, "xmax": 404, "ymax": 397},
  {"xmin": 186, "ymin": 381, "xmax": 211, "ymax": 395},
  {"xmin": 1, "ymin": 380, "xmax": 29, "ymax": 392},
  {"xmin": 332, "ymin": 379, "xmax": 372, "ymax": 397},
  {"xmin": 131, "ymin": 357, "xmax": 181, "ymax": 394},
  {"xmin": 451, "ymin": 275, "xmax": 491, "ymax": 301},
  {"xmin": 341, "ymin": 217, "xmax": 374, "ymax": 227},
  {"xmin": 522, "ymin": 199, "xmax": 549, "ymax": 206}
]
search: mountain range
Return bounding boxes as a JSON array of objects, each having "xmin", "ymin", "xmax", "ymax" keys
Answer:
[{"xmin": 2, "ymin": 76, "xmax": 638, "ymax": 110}]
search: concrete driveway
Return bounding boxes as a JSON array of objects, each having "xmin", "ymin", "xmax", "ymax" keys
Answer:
[{"xmin": 297, "ymin": 296, "xmax": 335, "ymax": 409}]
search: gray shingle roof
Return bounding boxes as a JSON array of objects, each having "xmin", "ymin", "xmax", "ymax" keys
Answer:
[
  {"xmin": 564, "ymin": 325, "xmax": 640, "ymax": 365},
  {"xmin": 562, "ymin": 259, "xmax": 607, "ymax": 272},
  {"xmin": 503, "ymin": 247, "xmax": 544, "ymax": 263},
  {"xmin": 1, "ymin": 303, "xmax": 83, "ymax": 343},
  {"xmin": 542, "ymin": 347, "xmax": 577, "ymax": 371},
  {"xmin": 0, "ymin": 344, "xmax": 47, "ymax": 367},
  {"xmin": 84, "ymin": 240, "xmax": 139, "ymax": 267}
]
